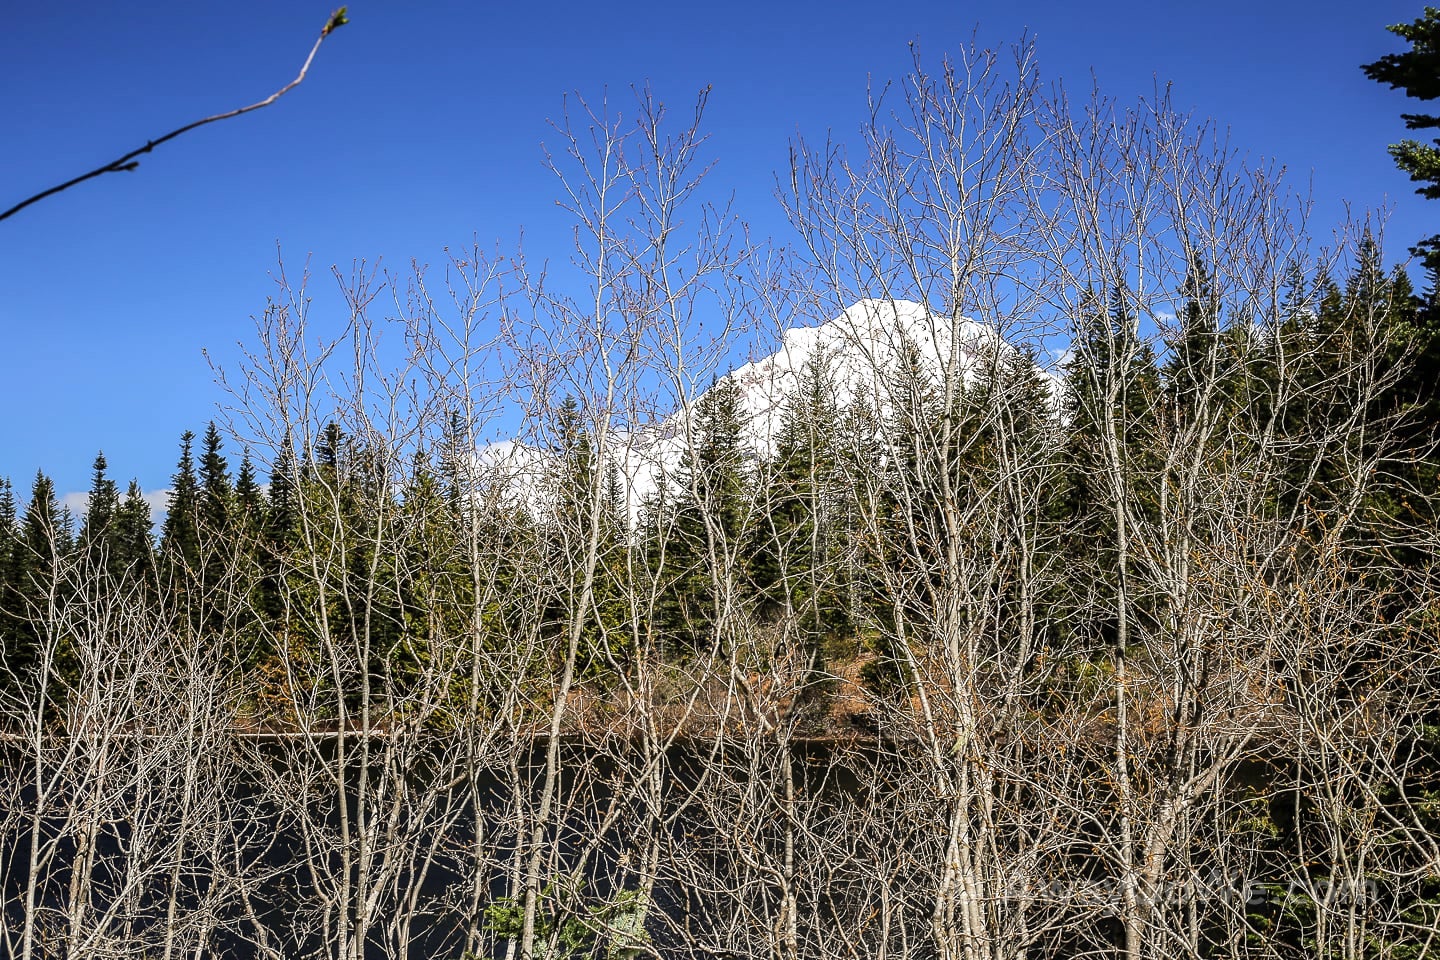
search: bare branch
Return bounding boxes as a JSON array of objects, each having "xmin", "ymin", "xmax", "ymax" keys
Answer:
[{"xmin": 0, "ymin": 7, "xmax": 350, "ymax": 224}]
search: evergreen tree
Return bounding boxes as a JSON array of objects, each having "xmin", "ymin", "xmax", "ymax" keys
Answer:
[
  {"xmin": 256, "ymin": 441, "xmax": 299, "ymax": 638},
  {"xmin": 660, "ymin": 376, "xmax": 751, "ymax": 650},
  {"xmin": 0, "ymin": 479, "xmax": 15, "ymax": 596},
  {"xmin": 1273, "ymin": 236, "xmax": 1408, "ymax": 517},
  {"xmin": 194, "ymin": 422, "xmax": 239, "ymax": 634},
  {"xmin": 1361, "ymin": 7, "xmax": 1440, "ymax": 497},
  {"xmin": 548, "ymin": 397, "xmax": 626, "ymax": 671},
  {"xmin": 78, "ymin": 451, "xmax": 120, "ymax": 575},
  {"xmin": 387, "ymin": 450, "xmax": 447, "ymax": 691},
  {"xmin": 879, "ymin": 331, "xmax": 943, "ymax": 573},
  {"xmin": 751, "ymin": 359, "xmax": 848, "ymax": 654},
  {"xmin": 235, "ymin": 451, "xmax": 264, "ymax": 526},
  {"xmin": 316, "ymin": 421, "xmax": 348, "ymax": 489},
  {"xmin": 1164, "ymin": 256, "xmax": 1220, "ymax": 421},
  {"xmin": 8, "ymin": 472, "xmax": 68, "ymax": 690},
  {"xmin": 686, "ymin": 377, "xmax": 749, "ymax": 544},
  {"xmin": 0, "ymin": 477, "xmax": 23, "ymax": 699},
  {"xmin": 112, "ymin": 480, "xmax": 155, "ymax": 584},
  {"xmin": 21, "ymin": 472, "xmax": 66, "ymax": 579},
  {"xmin": 265, "ymin": 440, "xmax": 300, "ymax": 553},
  {"xmin": 833, "ymin": 387, "xmax": 887, "ymax": 646},
  {"xmin": 1058, "ymin": 283, "xmax": 1162, "ymax": 653},
  {"xmin": 553, "ymin": 397, "xmax": 602, "ymax": 534},
  {"xmin": 1364, "ymin": 7, "xmax": 1440, "ymax": 277},
  {"xmin": 856, "ymin": 333, "xmax": 945, "ymax": 693},
  {"xmin": 198, "ymin": 421, "xmax": 234, "ymax": 538},
  {"xmin": 161, "ymin": 430, "xmax": 201, "ymax": 573}
]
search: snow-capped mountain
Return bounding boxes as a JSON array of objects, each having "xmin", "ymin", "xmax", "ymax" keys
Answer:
[
  {"xmin": 478, "ymin": 298, "xmax": 1018, "ymax": 522},
  {"xmin": 708, "ymin": 298, "xmax": 1001, "ymax": 453}
]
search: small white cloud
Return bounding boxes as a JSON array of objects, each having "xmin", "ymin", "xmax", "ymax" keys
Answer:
[
  {"xmin": 143, "ymin": 489, "xmax": 173, "ymax": 523},
  {"xmin": 58, "ymin": 489, "xmax": 173, "ymax": 524},
  {"xmin": 60, "ymin": 491, "xmax": 90, "ymax": 518}
]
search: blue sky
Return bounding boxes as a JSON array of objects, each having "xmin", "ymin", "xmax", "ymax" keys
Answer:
[{"xmin": 1, "ymin": 0, "xmax": 1431, "ymax": 509}]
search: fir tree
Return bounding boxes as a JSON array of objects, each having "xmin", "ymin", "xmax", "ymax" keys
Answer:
[
  {"xmin": 21, "ymin": 472, "xmax": 66, "ymax": 578},
  {"xmin": 0, "ymin": 477, "xmax": 22, "ymax": 698},
  {"xmin": 1364, "ymin": 7, "xmax": 1440, "ymax": 277},
  {"xmin": 112, "ymin": 480, "xmax": 155, "ymax": 584},
  {"xmin": 855, "ymin": 333, "xmax": 946, "ymax": 694},
  {"xmin": 265, "ymin": 440, "xmax": 299, "ymax": 553},
  {"xmin": 553, "ymin": 397, "xmax": 601, "ymax": 534},
  {"xmin": 0, "ymin": 479, "xmax": 15, "ymax": 593},
  {"xmin": 235, "ymin": 451, "xmax": 264, "ymax": 526},
  {"xmin": 752, "ymin": 359, "xmax": 847, "ymax": 651},
  {"xmin": 9, "ymin": 472, "xmax": 68, "ymax": 690},
  {"xmin": 548, "ymin": 397, "xmax": 626, "ymax": 672},
  {"xmin": 1164, "ymin": 256, "xmax": 1220, "ymax": 421},
  {"xmin": 198, "ymin": 421, "xmax": 234, "ymax": 538},
  {"xmin": 833, "ymin": 387, "xmax": 887, "ymax": 644},
  {"xmin": 1058, "ymin": 283, "xmax": 1162, "ymax": 653},
  {"xmin": 161, "ymin": 430, "xmax": 201, "ymax": 573},
  {"xmin": 256, "ymin": 441, "xmax": 299, "ymax": 634},
  {"xmin": 316, "ymin": 421, "xmax": 348, "ymax": 489},
  {"xmin": 661, "ymin": 376, "xmax": 752, "ymax": 650},
  {"xmin": 78, "ymin": 451, "xmax": 119, "ymax": 575}
]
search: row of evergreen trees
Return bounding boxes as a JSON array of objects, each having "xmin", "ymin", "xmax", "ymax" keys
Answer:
[
  {"xmin": 1, "ymin": 237, "xmax": 1436, "ymax": 718},
  {"xmin": 0, "ymin": 239, "xmax": 1436, "ymax": 959}
]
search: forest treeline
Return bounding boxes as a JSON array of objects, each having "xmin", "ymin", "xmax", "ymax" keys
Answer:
[
  {"xmin": 2, "ymin": 36, "xmax": 1440, "ymax": 960},
  {"xmin": 3, "ymin": 238, "xmax": 1436, "ymax": 718}
]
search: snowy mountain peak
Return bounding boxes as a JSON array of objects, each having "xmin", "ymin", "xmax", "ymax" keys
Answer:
[
  {"xmin": 718, "ymin": 298, "xmax": 1000, "ymax": 456},
  {"xmin": 478, "ymin": 299, "xmax": 1010, "ymax": 522}
]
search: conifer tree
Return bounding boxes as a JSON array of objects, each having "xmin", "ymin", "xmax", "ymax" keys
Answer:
[
  {"xmin": 553, "ymin": 397, "xmax": 600, "ymax": 533},
  {"xmin": 192, "ymin": 422, "xmax": 241, "ymax": 635},
  {"xmin": 686, "ymin": 378, "xmax": 749, "ymax": 542},
  {"xmin": 112, "ymin": 480, "xmax": 155, "ymax": 584},
  {"xmin": 265, "ymin": 440, "xmax": 299, "ymax": 553},
  {"xmin": 752, "ymin": 360, "xmax": 847, "ymax": 651},
  {"xmin": 1058, "ymin": 283, "xmax": 1162, "ymax": 652},
  {"xmin": 0, "ymin": 478, "xmax": 15, "ymax": 597},
  {"xmin": 78, "ymin": 451, "xmax": 120, "ymax": 576},
  {"xmin": 833, "ymin": 387, "xmax": 887, "ymax": 646},
  {"xmin": 0, "ymin": 477, "xmax": 22, "ymax": 699},
  {"xmin": 316, "ymin": 421, "xmax": 348, "ymax": 489},
  {"xmin": 1164, "ymin": 256, "xmax": 1220, "ymax": 420},
  {"xmin": 852, "ymin": 333, "xmax": 945, "ymax": 693},
  {"xmin": 880, "ymin": 331, "xmax": 938, "ymax": 534},
  {"xmin": 21, "ymin": 472, "xmax": 66, "ymax": 578},
  {"xmin": 1062, "ymin": 284, "xmax": 1162, "ymax": 514},
  {"xmin": 1272, "ymin": 237, "xmax": 1405, "ymax": 515},
  {"xmin": 1364, "ymin": 7, "xmax": 1440, "ymax": 277},
  {"xmin": 386, "ymin": 450, "xmax": 447, "ymax": 691},
  {"xmin": 256, "ymin": 441, "xmax": 299, "ymax": 636},
  {"xmin": 10, "ymin": 472, "xmax": 68, "ymax": 690},
  {"xmin": 198, "ymin": 421, "xmax": 234, "ymax": 538},
  {"xmin": 1363, "ymin": 13, "xmax": 1440, "ymax": 528},
  {"xmin": 548, "ymin": 397, "xmax": 626, "ymax": 670},
  {"xmin": 235, "ymin": 451, "xmax": 264, "ymax": 526},
  {"xmin": 662, "ymin": 376, "xmax": 751, "ymax": 649},
  {"xmin": 161, "ymin": 430, "xmax": 202, "ymax": 573}
]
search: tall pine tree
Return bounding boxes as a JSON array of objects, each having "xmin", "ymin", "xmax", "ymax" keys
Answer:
[
  {"xmin": 161, "ymin": 430, "xmax": 201, "ymax": 573},
  {"xmin": 112, "ymin": 480, "xmax": 155, "ymax": 584},
  {"xmin": 78, "ymin": 452, "xmax": 120, "ymax": 577},
  {"xmin": 659, "ymin": 376, "xmax": 752, "ymax": 651}
]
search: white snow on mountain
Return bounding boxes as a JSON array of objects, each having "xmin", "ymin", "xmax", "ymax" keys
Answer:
[
  {"xmin": 477, "ymin": 298, "xmax": 1027, "ymax": 523},
  {"xmin": 713, "ymin": 297, "xmax": 1001, "ymax": 453}
]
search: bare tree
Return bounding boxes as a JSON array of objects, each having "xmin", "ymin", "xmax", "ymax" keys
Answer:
[{"xmin": 4, "ymin": 32, "xmax": 1439, "ymax": 960}]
